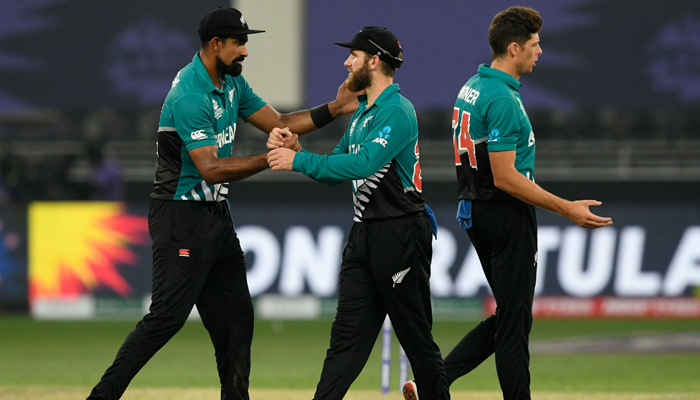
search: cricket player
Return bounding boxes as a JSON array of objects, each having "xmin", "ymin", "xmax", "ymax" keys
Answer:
[
  {"xmin": 404, "ymin": 7, "xmax": 612, "ymax": 400},
  {"xmin": 267, "ymin": 26, "xmax": 450, "ymax": 400}
]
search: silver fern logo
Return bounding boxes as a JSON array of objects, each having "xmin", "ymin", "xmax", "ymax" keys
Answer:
[{"xmin": 392, "ymin": 267, "xmax": 411, "ymax": 287}]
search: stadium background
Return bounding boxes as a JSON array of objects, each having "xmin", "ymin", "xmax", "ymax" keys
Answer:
[{"xmin": 1, "ymin": 0, "xmax": 700, "ymax": 398}]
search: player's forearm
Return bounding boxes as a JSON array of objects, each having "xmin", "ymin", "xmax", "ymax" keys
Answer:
[
  {"xmin": 280, "ymin": 100, "xmax": 348, "ymax": 135},
  {"xmin": 200, "ymin": 153, "xmax": 269, "ymax": 184},
  {"xmin": 494, "ymin": 169, "xmax": 569, "ymax": 216},
  {"xmin": 278, "ymin": 110, "xmax": 318, "ymax": 135}
]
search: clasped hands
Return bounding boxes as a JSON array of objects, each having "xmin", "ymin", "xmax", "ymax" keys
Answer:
[{"xmin": 267, "ymin": 127, "xmax": 301, "ymax": 171}]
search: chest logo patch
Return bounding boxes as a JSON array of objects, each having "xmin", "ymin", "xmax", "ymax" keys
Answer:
[
  {"xmin": 212, "ymin": 100, "xmax": 223, "ymax": 119},
  {"xmin": 372, "ymin": 126, "xmax": 391, "ymax": 147}
]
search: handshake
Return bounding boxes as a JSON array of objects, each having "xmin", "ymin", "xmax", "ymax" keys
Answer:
[{"xmin": 266, "ymin": 127, "xmax": 302, "ymax": 171}]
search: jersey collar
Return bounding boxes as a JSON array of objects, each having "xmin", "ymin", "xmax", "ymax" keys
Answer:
[
  {"xmin": 478, "ymin": 64, "xmax": 521, "ymax": 91},
  {"xmin": 357, "ymin": 83, "xmax": 400, "ymax": 110},
  {"xmin": 193, "ymin": 52, "xmax": 226, "ymax": 94}
]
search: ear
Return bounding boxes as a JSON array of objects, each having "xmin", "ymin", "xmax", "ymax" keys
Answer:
[
  {"xmin": 369, "ymin": 54, "xmax": 381, "ymax": 70},
  {"xmin": 508, "ymin": 42, "xmax": 520, "ymax": 57},
  {"xmin": 210, "ymin": 37, "xmax": 224, "ymax": 52}
]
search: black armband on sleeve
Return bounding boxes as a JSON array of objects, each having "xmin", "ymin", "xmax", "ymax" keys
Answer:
[{"xmin": 310, "ymin": 103, "xmax": 335, "ymax": 128}]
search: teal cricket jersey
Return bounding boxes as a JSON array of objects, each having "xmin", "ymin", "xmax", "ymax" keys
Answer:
[
  {"xmin": 151, "ymin": 52, "xmax": 266, "ymax": 201},
  {"xmin": 453, "ymin": 64, "xmax": 536, "ymax": 201},
  {"xmin": 292, "ymin": 84, "xmax": 425, "ymax": 222}
]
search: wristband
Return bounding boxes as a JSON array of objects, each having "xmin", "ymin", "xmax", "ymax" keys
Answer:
[{"xmin": 310, "ymin": 102, "xmax": 335, "ymax": 128}]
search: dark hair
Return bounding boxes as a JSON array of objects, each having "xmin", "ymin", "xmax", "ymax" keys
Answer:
[
  {"xmin": 488, "ymin": 7, "xmax": 542, "ymax": 59},
  {"xmin": 362, "ymin": 51, "xmax": 401, "ymax": 78},
  {"xmin": 201, "ymin": 35, "xmax": 248, "ymax": 48}
]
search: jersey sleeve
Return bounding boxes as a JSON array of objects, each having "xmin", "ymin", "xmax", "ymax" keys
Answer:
[
  {"xmin": 292, "ymin": 105, "xmax": 412, "ymax": 182},
  {"xmin": 236, "ymin": 77, "xmax": 267, "ymax": 121},
  {"xmin": 484, "ymin": 97, "xmax": 521, "ymax": 152},
  {"xmin": 173, "ymin": 94, "xmax": 217, "ymax": 151}
]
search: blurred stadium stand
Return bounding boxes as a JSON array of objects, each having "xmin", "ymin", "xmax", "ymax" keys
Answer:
[{"xmin": 2, "ymin": 107, "xmax": 699, "ymax": 203}]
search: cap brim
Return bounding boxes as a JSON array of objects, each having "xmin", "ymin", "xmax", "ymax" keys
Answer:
[
  {"xmin": 334, "ymin": 42, "xmax": 353, "ymax": 48},
  {"xmin": 239, "ymin": 29, "xmax": 265, "ymax": 35}
]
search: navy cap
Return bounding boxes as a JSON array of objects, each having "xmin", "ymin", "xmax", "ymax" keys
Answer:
[
  {"xmin": 198, "ymin": 7, "xmax": 265, "ymax": 42},
  {"xmin": 335, "ymin": 26, "xmax": 403, "ymax": 68}
]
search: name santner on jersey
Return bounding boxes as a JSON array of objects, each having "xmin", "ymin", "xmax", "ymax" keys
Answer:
[
  {"xmin": 453, "ymin": 64, "xmax": 536, "ymax": 201},
  {"xmin": 151, "ymin": 52, "xmax": 266, "ymax": 202}
]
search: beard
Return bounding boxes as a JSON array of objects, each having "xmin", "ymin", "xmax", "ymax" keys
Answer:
[
  {"xmin": 346, "ymin": 60, "xmax": 372, "ymax": 92},
  {"xmin": 216, "ymin": 56, "xmax": 245, "ymax": 77}
]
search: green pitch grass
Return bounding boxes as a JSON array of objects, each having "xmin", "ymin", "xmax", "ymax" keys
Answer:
[{"xmin": 0, "ymin": 316, "xmax": 699, "ymax": 398}]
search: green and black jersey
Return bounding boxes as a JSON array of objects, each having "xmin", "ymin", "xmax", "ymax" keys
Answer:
[
  {"xmin": 152, "ymin": 53, "xmax": 266, "ymax": 201},
  {"xmin": 453, "ymin": 64, "xmax": 536, "ymax": 201},
  {"xmin": 293, "ymin": 84, "xmax": 425, "ymax": 222}
]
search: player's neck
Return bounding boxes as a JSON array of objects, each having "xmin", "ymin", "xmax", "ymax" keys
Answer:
[
  {"xmin": 490, "ymin": 58, "xmax": 521, "ymax": 81},
  {"xmin": 365, "ymin": 76, "xmax": 393, "ymax": 107},
  {"xmin": 199, "ymin": 51, "xmax": 223, "ymax": 89}
]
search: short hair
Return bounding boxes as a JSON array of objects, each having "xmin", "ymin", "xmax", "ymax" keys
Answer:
[
  {"xmin": 201, "ymin": 35, "xmax": 248, "ymax": 48},
  {"xmin": 488, "ymin": 7, "xmax": 542, "ymax": 59},
  {"xmin": 363, "ymin": 51, "xmax": 401, "ymax": 78}
]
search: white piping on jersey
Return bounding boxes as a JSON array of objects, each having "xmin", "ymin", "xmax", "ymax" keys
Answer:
[
  {"xmin": 352, "ymin": 162, "xmax": 391, "ymax": 222},
  {"xmin": 160, "ymin": 127, "xmax": 176, "ymax": 132},
  {"xmin": 474, "ymin": 137, "xmax": 487, "ymax": 144},
  {"xmin": 201, "ymin": 181, "xmax": 213, "ymax": 201}
]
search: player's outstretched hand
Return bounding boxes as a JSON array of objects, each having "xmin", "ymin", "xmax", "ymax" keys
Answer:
[
  {"xmin": 330, "ymin": 81, "xmax": 362, "ymax": 116},
  {"xmin": 267, "ymin": 127, "xmax": 293, "ymax": 149},
  {"xmin": 267, "ymin": 148, "xmax": 296, "ymax": 171},
  {"xmin": 565, "ymin": 200, "xmax": 613, "ymax": 229}
]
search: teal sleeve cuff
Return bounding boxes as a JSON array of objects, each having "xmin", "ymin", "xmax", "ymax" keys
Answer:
[
  {"xmin": 487, "ymin": 137, "xmax": 517, "ymax": 152},
  {"xmin": 185, "ymin": 139, "xmax": 217, "ymax": 151},
  {"xmin": 239, "ymin": 99, "xmax": 267, "ymax": 122},
  {"xmin": 292, "ymin": 150, "xmax": 309, "ymax": 172}
]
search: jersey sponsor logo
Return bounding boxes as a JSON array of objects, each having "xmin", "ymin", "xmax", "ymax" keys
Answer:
[
  {"xmin": 372, "ymin": 126, "xmax": 391, "ymax": 147},
  {"xmin": 392, "ymin": 267, "xmax": 411, "ymax": 287},
  {"xmin": 171, "ymin": 71, "xmax": 181, "ymax": 88},
  {"xmin": 488, "ymin": 128, "xmax": 500, "ymax": 142},
  {"xmin": 528, "ymin": 130, "xmax": 536, "ymax": 147},
  {"xmin": 457, "ymin": 85, "xmax": 480, "ymax": 105},
  {"xmin": 217, "ymin": 125, "xmax": 236, "ymax": 148},
  {"xmin": 212, "ymin": 100, "xmax": 223, "ymax": 119},
  {"xmin": 179, "ymin": 248, "xmax": 190, "ymax": 257},
  {"xmin": 362, "ymin": 115, "xmax": 373, "ymax": 128},
  {"xmin": 228, "ymin": 88, "xmax": 235, "ymax": 103},
  {"xmin": 191, "ymin": 130, "xmax": 207, "ymax": 140}
]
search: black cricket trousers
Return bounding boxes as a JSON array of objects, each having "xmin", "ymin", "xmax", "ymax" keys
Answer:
[
  {"xmin": 313, "ymin": 213, "xmax": 450, "ymax": 400},
  {"xmin": 444, "ymin": 200, "xmax": 538, "ymax": 400},
  {"xmin": 87, "ymin": 199, "xmax": 253, "ymax": 400}
]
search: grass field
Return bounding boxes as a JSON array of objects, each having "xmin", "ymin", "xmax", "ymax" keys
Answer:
[{"xmin": 1, "ymin": 317, "xmax": 700, "ymax": 399}]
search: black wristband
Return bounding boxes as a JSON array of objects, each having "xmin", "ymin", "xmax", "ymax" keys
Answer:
[{"xmin": 310, "ymin": 102, "xmax": 335, "ymax": 128}]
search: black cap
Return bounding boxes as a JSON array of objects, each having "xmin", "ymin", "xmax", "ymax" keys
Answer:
[
  {"xmin": 198, "ymin": 7, "xmax": 265, "ymax": 42},
  {"xmin": 335, "ymin": 26, "xmax": 403, "ymax": 69}
]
